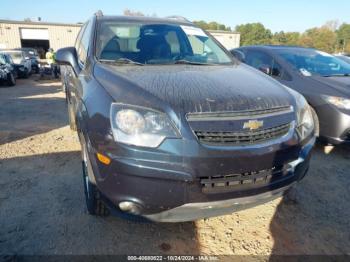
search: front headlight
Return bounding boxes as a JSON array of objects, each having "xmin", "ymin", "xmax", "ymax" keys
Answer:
[
  {"xmin": 294, "ymin": 92, "xmax": 314, "ymax": 140},
  {"xmin": 283, "ymin": 85, "xmax": 314, "ymax": 140},
  {"xmin": 322, "ymin": 95, "xmax": 350, "ymax": 110},
  {"xmin": 110, "ymin": 103, "xmax": 180, "ymax": 148}
]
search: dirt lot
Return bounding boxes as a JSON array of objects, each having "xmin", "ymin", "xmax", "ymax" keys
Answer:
[{"xmin": 0, "ymin": 78, "xmax": 349, "ymax": 256}]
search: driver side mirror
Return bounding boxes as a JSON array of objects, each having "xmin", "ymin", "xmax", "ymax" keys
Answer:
[
  {"xmin": 56, "ymin": 47, "xmax": 80, "ymax": 76},
  {"xmin": 258, "ymin": 64, "xmax": 271, "ymax": 75}
]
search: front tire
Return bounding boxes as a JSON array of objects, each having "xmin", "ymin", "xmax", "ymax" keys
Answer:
[
  {"xmin": 22, "ymin": 69, "xmax": 29, "ymax": 79},
  {"xmin": 82, "ymin": 145, "xmax": 109, "ymax": 216},
  {"xmin": 67, "ymin": 100, "xmax": 77, "ymax": 131},
  {"xmin": 6, "ymin": 73, "xmax": 16, "ymax": 86}
]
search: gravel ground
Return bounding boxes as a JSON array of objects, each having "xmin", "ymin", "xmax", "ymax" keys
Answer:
[{"xmin": 0, "ymin": 78, "xmax": 349, "ymax": 256}]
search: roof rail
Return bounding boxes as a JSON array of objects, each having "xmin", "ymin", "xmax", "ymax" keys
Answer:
[
  {"xmin": 95, "ymin": 10, "xmax": 104, "ymax": 17},
  {"xmin": 166, "ymin": 16, "xmax": 190, "ymax": 22}
]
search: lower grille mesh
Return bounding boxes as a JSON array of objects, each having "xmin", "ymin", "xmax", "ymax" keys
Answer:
[{"xmin": 200, "ymin": 165, "xmax": 290, "ymax": 193}]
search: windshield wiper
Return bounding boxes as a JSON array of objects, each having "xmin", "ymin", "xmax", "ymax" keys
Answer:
[
  {"xmin": 323, "ymin": 73, "xmax": 350, "ymax": 77},
  {"xmin": 99, "ymin": 58, "xmax": 144, "ymax": 66},
  {"xmin": 173, "ymin": 59, "xmax": 216, "ymax": 65}
]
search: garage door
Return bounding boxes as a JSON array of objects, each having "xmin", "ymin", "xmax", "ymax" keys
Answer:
[{"xmin": 20, "ymin": 28, "xmax": 49, "ymax": 40}]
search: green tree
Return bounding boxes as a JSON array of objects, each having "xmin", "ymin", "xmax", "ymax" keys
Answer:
[
  {"xmin": 284, "ymin": 32, "xmax": 301, "ymax": 46},
  {"xmin": 272, "ymin": 31, "xmax": 301, "ymax": 46},
  {"xmin": 336, "ymin": 23, "xmax": 350, "ymax": 53},
  {"xmin": 299, "ymin": 27, "xmax": 337, "ymax": 53},
  {"xmin": 193, "ymin": 20, "xmax": 231, "ymax": 31},
  {"xmin": 193, "ymin": 20, "xmax": 208, "ymax": 30},
  {"xmin": 272, "ymin": 31, "xmax": 287, "ymax": 44},
  {"xmin": 235, "ymin": 23, "xmax": 272, "ymax": 46}
]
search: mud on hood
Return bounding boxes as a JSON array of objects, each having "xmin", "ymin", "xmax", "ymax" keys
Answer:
[{"xmin": 94, "ymin": 63, "xmax": 294, "ymax": 114}]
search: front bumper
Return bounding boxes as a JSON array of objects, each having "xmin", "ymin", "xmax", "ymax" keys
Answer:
[
  {"xmin": 317, "ymin": 104, "xmax": 350, "ymax": 145},
  {"xmin": 144, "ymin": 154, "xmax": 307, "ymax": 222},
  {"xmin": 145, "ymin": 183, "xmax": 295, "ymax": 222},
  {"xmin": 88, "ymin": 132, "xmax": 314, "ymax": 222}
]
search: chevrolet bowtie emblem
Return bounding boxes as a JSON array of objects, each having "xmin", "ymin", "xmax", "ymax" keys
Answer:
[{"xmin": 243, "ymin": 120, "xmax": 264, "ymax": 131}]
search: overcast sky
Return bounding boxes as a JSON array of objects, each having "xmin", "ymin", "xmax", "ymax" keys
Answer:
[{"xmin": 0, "ymin": 0, "xmax": 349, "ymax": 32}]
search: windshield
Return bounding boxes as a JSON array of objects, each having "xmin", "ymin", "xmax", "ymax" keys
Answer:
[
  {"xmin": 337, "ymin": 55, "xmax": 350, "ymax": 64},
  {"xmin": 276, "ymin": 49, "xmax": 350, "ymax": 77},
  {"xmin": 22, "ymin": 50, "xmax": 37, "ymax": 58},
  {"xmin": 7, "ymin": 52, "xmax": 22, "ymax": 61},
  {"xmin": 95, "ymin": 22, "xmax": 233, "ymax": 65},
  {"xmin": 0, "ymin": 55, "xmax": 5, "ymax": 65}
]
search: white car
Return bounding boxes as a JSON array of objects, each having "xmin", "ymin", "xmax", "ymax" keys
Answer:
[{"xmin": 0, "ymin": 50, "xmax": 32, "ymax": 78}]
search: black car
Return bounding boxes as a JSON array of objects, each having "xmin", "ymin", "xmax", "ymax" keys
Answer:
[
  {"xmin": 16, "ymin": 48, "xmax": 40, "ymax": 74},
  {"xmin": 0, "ymin": 50, "xmax": 31, "ymax": 78},
  {"xmin": 1, "ymin": 53, "xmax": 28, "ymax": 79},
  {"xmin": 232, "ymin": 46, "xmax": 350, "ymax": 145},
  {"xmin": 0, "ymin": 53, "xmax": 16, "ymax": 86},
  {"xmin": 56, "ymin": 13, "xmax": 315, "ymax": 222}
]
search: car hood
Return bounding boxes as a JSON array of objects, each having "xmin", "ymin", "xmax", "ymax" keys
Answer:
[
  {"xmin": 94, "ymin": 63, "xmax": 294, "ymax": 114},
  {"xmin": 308, "ymin": 76, "xmax": 350, "ymax": 97}
]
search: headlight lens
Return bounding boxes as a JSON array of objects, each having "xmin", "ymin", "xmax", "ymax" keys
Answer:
[
  {"xmin": 110, "ymin": 103, "xmax": 180, "ymax": 148},
  {"xmin": 297, "ymin": 105, "xmax": 314, "ymax": 140},
  {"xmin": 283, "ymin": 85, "xmax": 314, "ymax": 140},
  {"xmin": 322, "ymin": 95, "xmax": 350, "ymax": 110},
  {"xmin": 294, "ymin": 92, "xmax": 314, "ymax": 140},
  {"xmin": 116, "ymin": 109, "xmax": 145, "ymax": 135}
]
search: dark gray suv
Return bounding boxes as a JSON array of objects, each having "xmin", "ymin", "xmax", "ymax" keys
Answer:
[{"xmin": 56, "ymin": 13, "xmax": 315, "ymax": 222}]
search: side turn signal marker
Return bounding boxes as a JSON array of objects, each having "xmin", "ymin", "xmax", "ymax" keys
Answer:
[{"xmin": 96, "ymin": 153, "xmax": 111, "ymax": 165}]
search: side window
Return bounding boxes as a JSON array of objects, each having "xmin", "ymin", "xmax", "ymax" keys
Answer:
[
  {"xmin": 77, "ymin": 21, "xmax": 93, "ymax": 66},
  {"xmin": 165, "ymin": 31, "xmax": 180, "ymax": 54},
  {"xmin": 245, "ymin": 50, "xmax": 282, "ymax": 78},
  {"xmin": 75, "ymin": 25, "xmax": 85, "ymax": 52}
]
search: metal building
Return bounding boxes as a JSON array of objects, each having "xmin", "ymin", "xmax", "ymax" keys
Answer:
[
  {"xmin": 208, "ymin": 30, "xmax": 240, "ymax": 50},
  {"xmin": 0, "ymin": 19, "xmax": 81, "ymax": 57}
]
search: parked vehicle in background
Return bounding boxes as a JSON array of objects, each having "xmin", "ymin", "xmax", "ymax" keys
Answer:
[
  {"xmin": 335, "ymin": 54, "xmax": 350, "ymax": 64},
  {"xmin": 1, "ymin": 53, "xmax": 28, "ymax": 79},
  {"xmin": 0, "ymin": 53, "xmax": 17, "ymax": 79},
  {"xmin": 8, "ymin": 55, "xmax": 28, "ymax": 79},
  {"xmin": 0, "ymin": 50, "xmax": 31, "ymax": 78},
  {"xmin": 16, "ymin": 48, "xmax": 40, "ymax": 73},
  {"xmin": 56, "ymin": 14, "xmax": 315, "ymax": 222},
  {"xmin": 231, "ymin": 46, "xmax": 350, "ymax": 145},
  {"xmin": 0, "ymin": 54, "xmax": 16, "ymax": 86}
]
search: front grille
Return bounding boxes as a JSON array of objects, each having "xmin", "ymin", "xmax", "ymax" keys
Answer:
[
  {"xmin": 187, "ymin": 106, "xmax": 293, "ymax": 121},
  {"xmin": 200, "ymin": 165, "xmax": 290, "ymax": 194},
  {"xmin": 195, "ymin": 123, "xmax": 290, "ymax": 145}
]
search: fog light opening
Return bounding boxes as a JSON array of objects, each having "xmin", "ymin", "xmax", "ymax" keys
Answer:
[{"xmin": 118, "ymin": 201, "xmax": 142, "ymax": 215}]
